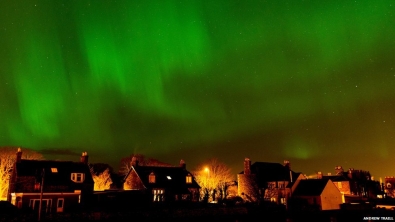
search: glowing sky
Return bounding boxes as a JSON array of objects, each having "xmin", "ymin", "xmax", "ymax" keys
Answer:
[{"xmin": 1, "ymin": 1, "xmax": 395, "ymax": 178}]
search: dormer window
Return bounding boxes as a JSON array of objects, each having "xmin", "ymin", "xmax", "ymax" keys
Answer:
[
  {"xmin": 167, "ymin": 176, "xmax": 172, "ymax": 180},
  {"xmin": 186, "ymin": 174, "xmax": 192, "ymax": 184},
  {"xmin": 51, "ymin": 168, "xmax": 58, "ymax": 173},
  {"xmin": 71, "ymin": 173, "xmax": 85, "ymax": 183},
  {"xmin": 149, "ymin": 172, "xmax": 156, "ymax": 183}
]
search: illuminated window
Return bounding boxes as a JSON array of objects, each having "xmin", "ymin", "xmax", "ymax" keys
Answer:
[
  {"xmin": 167, "ymin": 176, "xmax": 172, "ymax": 180},
  {"xmin": 71, "ymin": 173, "xmax": 85, "ymax": 183},
  {"xmin": 34, "ymin": 182, "xmax": 40, "ymax": 191},
  {"xmin": 51, "ymin": 168, "xmax": 58, "ymax": 173},
  {"xmin": 153, "ymin": 189, "xmax": 164, "ymax": 202},
  {"xmin": 149, "ymin": 172, "xmax": 156, "ymax": 183},
  {"xmin": 338, "ymin": 182, "xmax": 342, "ymax": 188},
  {"xmin": 186, "ymin": 175, "xmax": 192, "ymax": 184},
  {"xmin": 278, "ymin": 182, "xmax": 284, "ymax": 188}
]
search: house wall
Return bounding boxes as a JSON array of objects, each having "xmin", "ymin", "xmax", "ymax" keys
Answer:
[
  {"xmin": 237, "ymin": 174, "xmax": 258, "ymax": 202},
  {"xmin": 293, "ymin": 196, "xmax": 321, "ymax": 210},
  {"xmin": 320, "ymin": 182, "xmax": 342, "ymax": 210},
  {"xmin": 124, "ymin": 169, "xmax": 145, "ymax": 190},
  {"xmin": 333, "ymin": 181, "xmax": 351, "ymax": 195},
  {"xmin": 15, "ymin": 193, "xmax": 80, "ymax": 213}
]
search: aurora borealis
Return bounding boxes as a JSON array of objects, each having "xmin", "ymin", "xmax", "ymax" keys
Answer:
[{"xmin": 1, "ymin": 1, "xmax": 395, "ymax": 178}]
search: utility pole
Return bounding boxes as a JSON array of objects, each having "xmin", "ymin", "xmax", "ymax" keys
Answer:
[{"xmin": 38, "ymin": 168, "xmax": 45, "ymax": 221}]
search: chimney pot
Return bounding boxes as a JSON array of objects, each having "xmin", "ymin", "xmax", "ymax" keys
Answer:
[
  {"xmin": 244, "ymin": 158, "xmax": 251, "ymax": 175},
  {"xmin": 317, "ymin": 171, "xmax": 323, "ymax": 179},
  {"xmin": 180, "ymin": 159, "xmax": 186, "ymax": 169},
  {"xmin": 80, "ymin": 152, "xmax": 89, "ymax": 164},
  {"xmin": 16, "ymin": 148, "xmax": 22, "ymax": 163},
  {"xmin": 284, "ymin": 160, "xmax": 291, "ymax": 170}
]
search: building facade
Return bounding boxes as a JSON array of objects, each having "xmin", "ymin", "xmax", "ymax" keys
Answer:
[{"xmin": 8, "ymin": 149, "xmax": 94, "ymax": 213}]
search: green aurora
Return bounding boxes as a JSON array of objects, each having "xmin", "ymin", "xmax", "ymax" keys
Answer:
[{"xmin": 1, "ymin": 0, "xmax": 395, "ymax": 178}]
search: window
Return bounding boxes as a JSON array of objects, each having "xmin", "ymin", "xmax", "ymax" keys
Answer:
[
  {"xmin": 51, "ymin": 168, "xmax": 58, "ymax": 173},
  {"xmin": 153, "ymin": 189, "xmax": 164, "ymax": 202},
  {"xmin": 57, "ymin": 198, "xmax": 64, "ymax": 213},
  {"xmin": 278, "ymin": 182, "xmax": 284, "ymax": 189},
  {"xmin": 337, "ymin": 182, "xmax": 342, "ymax": 189},
  {"xmin": 71, "ymin": 173, "xmax": 85, "ymax": 183},
  {"xmin": 149, "ymin": 172, "xmax": 156, "ymax": 183},
  {"xmin": 166, "ymin": 176, "xmax": 172, "ymax": 180},
  {"xmin": 34, "ymin": 182, "xmax": 40, "ymax": 191},
  {"xmin": 186, "ymin": 175, "xmax": 192, "ymax": 184}
]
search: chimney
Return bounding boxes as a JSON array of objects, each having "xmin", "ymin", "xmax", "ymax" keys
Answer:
[
  {"xmin": 348, "ymin": 168, "xmax": 353, "ymax": 179},
  {"xmin": 180, "ymin": 159, "xmax": 186, "ymax": 169},
  {"xmin": 335, "ymin": 166, "xmax": 344, "ymax": 175},
  {"xmin": 244, "ymin": 158, "xmax": 251, "ymax": 175},
  {"xmin": 80, "ymin": 152, "xmax": 88, "ymax": 164},
  {"xmin": 131, "ymin": 156, "xmax": 139, "ymax": 167},
  {"xmin": 284, "ymin": 160, "xmax": 290, "ymax": 171},
  {"xmin": 317, "ymin": 172, "xmax": 323, "ymax": 179},
  {"xmin": 16, "ymin": 148, "xmax": 22, "ymax": 163}
]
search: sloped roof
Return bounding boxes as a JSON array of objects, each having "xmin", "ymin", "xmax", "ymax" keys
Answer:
[
  {"xmin": 15, "ymin": 159, "xmax": 94, "ymax": 185},
  {"xmin": 127, "ymin": 165, "xmax": 200, "ymax": 192},
  {"xmin": 239, "ymin": 162, "xmax": 301, "ymax": 185},
  {"xmin": 292, "ymin": 179, "xmax": 330, "ymax": 196}
]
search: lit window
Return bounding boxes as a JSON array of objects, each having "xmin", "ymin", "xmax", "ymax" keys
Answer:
[
  {"xmin": 338, "ymin": 182, "xmax": 342, "ymax": 188},
  {"xmin": 34, "ymin": 182, "xmax": 40, "ymax": 191},
  {"xmin": 71, "ymin": 173, "xmax": 85, "ymax": 183},
  {"xmin": 186, "ymin": 175, "xmax": 192, "ymax": 184},
  {"xmin": 149, "ymin": 172, "xmax": 156, "ymax": 183},
  {"xmin": 153, "ymin": 189, "xmax": 164, "ymax": 202},
  {"xmin": 167, "ymin": 176, "xmax": 172, "ymax": 180},
  {"xmin": 51, "ymin": 168, "xmax": 58, "ymax": 173}
]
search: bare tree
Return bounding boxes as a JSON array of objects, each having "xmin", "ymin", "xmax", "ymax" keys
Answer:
[
  {"xmin": 193, "ymin": 158, "xmax": 234, "ymax": 202},
  {"xmin": 118, "ymin": 154, "xmax": 172, "ymax": 175},
  {"xmin": 0, "ymin": 147, "xmax": 43, "ymax": 200},
  {"xmin": 90, "ymin": 167, "xmax": 112, "ymax": 191}
]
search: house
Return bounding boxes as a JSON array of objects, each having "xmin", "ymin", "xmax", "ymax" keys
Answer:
[
  {"xmin": 123, "ymin": 158, "xmax": 200, "ymax": 202},
  {"xmin": 291, "ymin": 179, "xmax": 342, "ymax": 211},
  {"xmin": 317, "ymin": 166, "xmax": 382, "ymax": 201},
  {"xmin": 237, "ymin": 158, "xmax": 305, "ymax": 205},
  {"xmin": 319, "ymin": 171, "xmax": 351, "ymax": 196},
  {"xmin": 8, "ymin": 149, "xmax": 94, "ymax": 213}
]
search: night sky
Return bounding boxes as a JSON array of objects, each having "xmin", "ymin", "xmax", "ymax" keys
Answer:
[{"xmin": 1, "ymin": 1, "xmax": 395, "ymax": 179}]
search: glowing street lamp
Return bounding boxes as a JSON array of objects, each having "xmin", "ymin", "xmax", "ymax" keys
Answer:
[{"xmin": 205, "ymin": 167, "xmax": 210, "ymax": 177}]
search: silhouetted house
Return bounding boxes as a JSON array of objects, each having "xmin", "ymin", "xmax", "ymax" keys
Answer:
[
  {"xmin": 324, "ymin": 166, "xmax": 351, "ymax": 195},
  {"xmin": 317, "ymin": 166, "xmax": 381, "ymax": 200},
  {"xmin": 123, "ymin": 158, "xmax": 200, "ymax": 202},
  {"xmin": 291, "ymin": 179, "xmax": 342, "ymax": 211},
  {"xmin": 8, "ymin": 149, "xmax": 93, "ymax": 213},
  {"xmin": 237, "ymin": 158, "xmax": 305, "ymax": 205}
]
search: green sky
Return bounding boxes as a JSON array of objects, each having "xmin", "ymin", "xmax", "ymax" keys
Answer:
[{"xmin": 1, "ymin": 0, "xmax": 395, "ymax": 178}]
